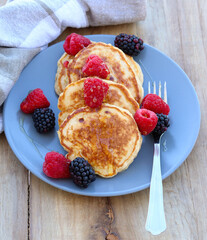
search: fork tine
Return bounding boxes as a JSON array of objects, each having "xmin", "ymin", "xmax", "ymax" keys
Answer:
[
  {"xmin": 158, "ymin": 81, "xmax": 161, "ymax": 98},
  {"xmin": 148, "ymin": 81, "xmax": 151, "ymax": 94},
  {"xmin": 148, "ymin": 81, "xmax": 167, "ymax": 103},
  {"xmin": 164, "ymin": 81, "xmax": 167, "ymax": 103},
  {"xmin": 153, "ymin": 81, "xmax": 156, "ymax": 94}
]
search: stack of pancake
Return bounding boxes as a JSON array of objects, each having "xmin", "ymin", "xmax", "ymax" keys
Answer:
[{"xmin": 56, "ymin": 41, "xmax": 144, "ymax": 178}]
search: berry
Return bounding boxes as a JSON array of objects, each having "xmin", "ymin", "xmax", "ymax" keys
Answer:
[
  {"xmin": 134, "ymin": 109, "xmax": 158, "ymax": 136},
  {"xmin": 63, "ymin": 61, "xmax": 69, "ymax": 67},
  {"xmin": 43, "ymin": 151, "xmax": 71, "ymax": 178},
  {"xmin": 20, "ymin": 88, "xmax": 50, "ymax": 114},
  {"xmin": 141, "ymin": 94, "xmax": 170, "ymax": 115},
  {"xmin": 63, "ymin": 33, "xmax": 91, "ymax": 56},
  {"xmin": 69, "ymin": 157, "xmax": 96, "ymax": 188},
  {"xmin": 84, "ymin": 77, "xmax": 109, "ymax": 108},
  {"xmin": 151, "ymin": 114, "xmax": 170, "ymax": 142},
  {"xmin": 32, "ymin": 108, "xmax": 55, "ymax": 133},
  {"xmin": 82, "ymin": 55, "xmax": 110, "ymax": 79},
  {"xmin": 114, "ymin": 33, "xmax": 144, "ymax": 56}
]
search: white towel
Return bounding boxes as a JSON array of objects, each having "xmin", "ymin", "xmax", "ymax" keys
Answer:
[{"xmin": 0, "ymin": 0, "xmax": 146, "ymax": 133}]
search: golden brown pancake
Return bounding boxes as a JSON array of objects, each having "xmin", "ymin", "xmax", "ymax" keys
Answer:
[
  {"xmin": 61, "ymin": 42, "xmax": 144, "ymax": 103},
  {"xmin": 68, "ymin": 42, "xmax": 143, "ymax": 103},
  {"xmin": 58, "ymin": 104, "xmax": 142, "ymax": 178},
  {"xmin": 55, "ymin": 43, "xmax": 144, "ymax": 103},
  {"xmin": 57, "ymin": 77, "xmax": 139, "ymax": 126}
]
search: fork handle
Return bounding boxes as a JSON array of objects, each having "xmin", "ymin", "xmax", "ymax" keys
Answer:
[{"xmin": 145, "ymin": 143, "xmax": 166, "ymax": 235}]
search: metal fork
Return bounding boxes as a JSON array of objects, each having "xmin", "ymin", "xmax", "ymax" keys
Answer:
[{"xmin": 145, "ymin": 81, "xmax": 167, "ymax": 235}]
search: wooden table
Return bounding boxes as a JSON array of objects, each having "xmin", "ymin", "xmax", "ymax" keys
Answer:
[{"xmin": 1, "ymin": 0, "xmax": 206, "ymax": 239}]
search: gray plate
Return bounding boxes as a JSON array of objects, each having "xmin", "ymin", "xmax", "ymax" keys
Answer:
[{"xmin": 3, "ymin": 35, "xmax": 200, "ymax": 197}]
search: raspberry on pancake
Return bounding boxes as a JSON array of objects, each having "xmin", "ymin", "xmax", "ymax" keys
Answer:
[
  {"xmin": 82, "ymin": 55, "xmax": 110, "ymax": 79},
  {"xmin": 84, "ymin": 78, "xmax": 109, "ymax": 108}
]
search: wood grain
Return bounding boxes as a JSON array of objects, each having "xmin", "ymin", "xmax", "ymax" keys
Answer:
[
  {"xmin": 1, "ymin": 0, "xmax": 207, "ymax": 239},
  {"xmin": 0, "ymin": 133, "xmax": 28, "ymax": 239}
]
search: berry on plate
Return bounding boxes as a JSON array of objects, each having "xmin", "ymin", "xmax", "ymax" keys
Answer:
[
  {"xmin": 43, "ymin": 151, "xmax": 71, "ymax": 179},
  {"xmin": 20, "ymin": 88, "xmax": 50, "ymax": 114},
  {"xmin": 63, "ymin": 33, "xmax": 91, "ymax": 56},
  {"xmin": 69, "ymin": 157, "xmax": 96, "ymax": 188},
  {"xmin": 114, "ymin": 33, "xmax": 144, "ymax": 56},
  {"xmin": 63, "ymin": 60, "xmax": 69, "ymax": 68},
  {"xmin": 32, "ymin": 108, "xmax": 55, "ymax": 133},
  {"xmin": 141, "ymin": 93, "xmax": 170, "ymax": 115},
  {"xmin": 151, "ymin": 113, "xmax": 170, "ymax": 141},
  {"xmin": 84, "ymin": 77, "xmax": 109, "ymax": 108},
  {"xmin": 134, "ymin": 109, "xmax": 158, "ymax": 136},
  {"xmin": 82, "ymin": 54, "xmax": 110, "ymax": 79}
]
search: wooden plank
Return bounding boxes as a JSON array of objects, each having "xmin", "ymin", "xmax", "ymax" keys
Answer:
[
  {"xmin": 30, "ymin": 176, "xmax": 108, "ymax": 239},
  {"xmin": 0, "ymin": 133, "xmax": 28, "ymax": 239},
  {"xmin": 0, "ymin": 1, "xmax": 28, "ymax": 240}
]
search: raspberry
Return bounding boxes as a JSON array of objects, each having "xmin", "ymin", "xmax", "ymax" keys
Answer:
[
  {"xmin": 63, "ymin": 61, "xmax": 69, "ymax": 67},
  {"xmin": 32, "ymin": 108, "xmax": 55, "ymax": 133},
  {"xmin": 43, "ymin": 151, "xmax": 71, "ymax": 178},
  {"xmin": 84, "ymin": 77, "xmax": 109, "ymax": 108},
  {"xmin": 151, "ymin": 114, "xmax": 170, "ymax": 142},
  {"xmin": 82, "ymin": 55, "xmax": 110, "ymax": 79},
  {"xmin": 20, "ymin": 88, "xmax": 50, "ymax": 114},
  {"xmin": 141, "ymin": 94, "xmax": 170, "ymax": 115},
  {"xmin": 69, "ymin": 157, "xmax": 96, "ymax": 188},
  {"xmin": 63, "ymin": 33, "xmax": 91, "ymax": 56},
  {"xmin": 114, "ymin": 33, "xmax": 144, "ymax": 56},
  {"xmin": 134, "ymin": 109, "xmax": 158, "ymax": 135}
]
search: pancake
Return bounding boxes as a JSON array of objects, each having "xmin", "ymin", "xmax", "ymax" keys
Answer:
[
  {"xmin": 58, "ymin": 77, "xmax": 139, "ymax": 126},
  {"xmin": 68, "ymin": 42, "xmax": 143, "ymax": 103},
  {"xmin": 55, "ymin": 42, "xmax": 143, "ymax": 103},
  {"xmin": 55, "ymin": 52, "xmax": 74, "ymax": 95},
  {"xmin": 58, "ymin": 104, "xmax": 142, "ymax": 178},
  {"xmin": 55, "ymin": 43, "xmax": 144, "ymax": 102}
]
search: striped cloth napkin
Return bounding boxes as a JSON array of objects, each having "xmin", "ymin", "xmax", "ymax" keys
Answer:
[{"xmin": 0, "ymin": 0, "xmax": 146, "ymax": 133}]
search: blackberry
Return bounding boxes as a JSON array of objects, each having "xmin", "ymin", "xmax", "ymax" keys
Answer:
[
  {"xmin": 32, "ymin": 108, "xmax": 55, "ymax": 133},
  {"xmin": 114, "ymin": 33, "xmax": 144, "ymax": 56},
  {"xmin": 69, "ymin": 157, "xmax": 96, "ymax": 188},
  {"xmin": 151, "ymin": 113, "xmax": 170, "ymax": 142}
]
